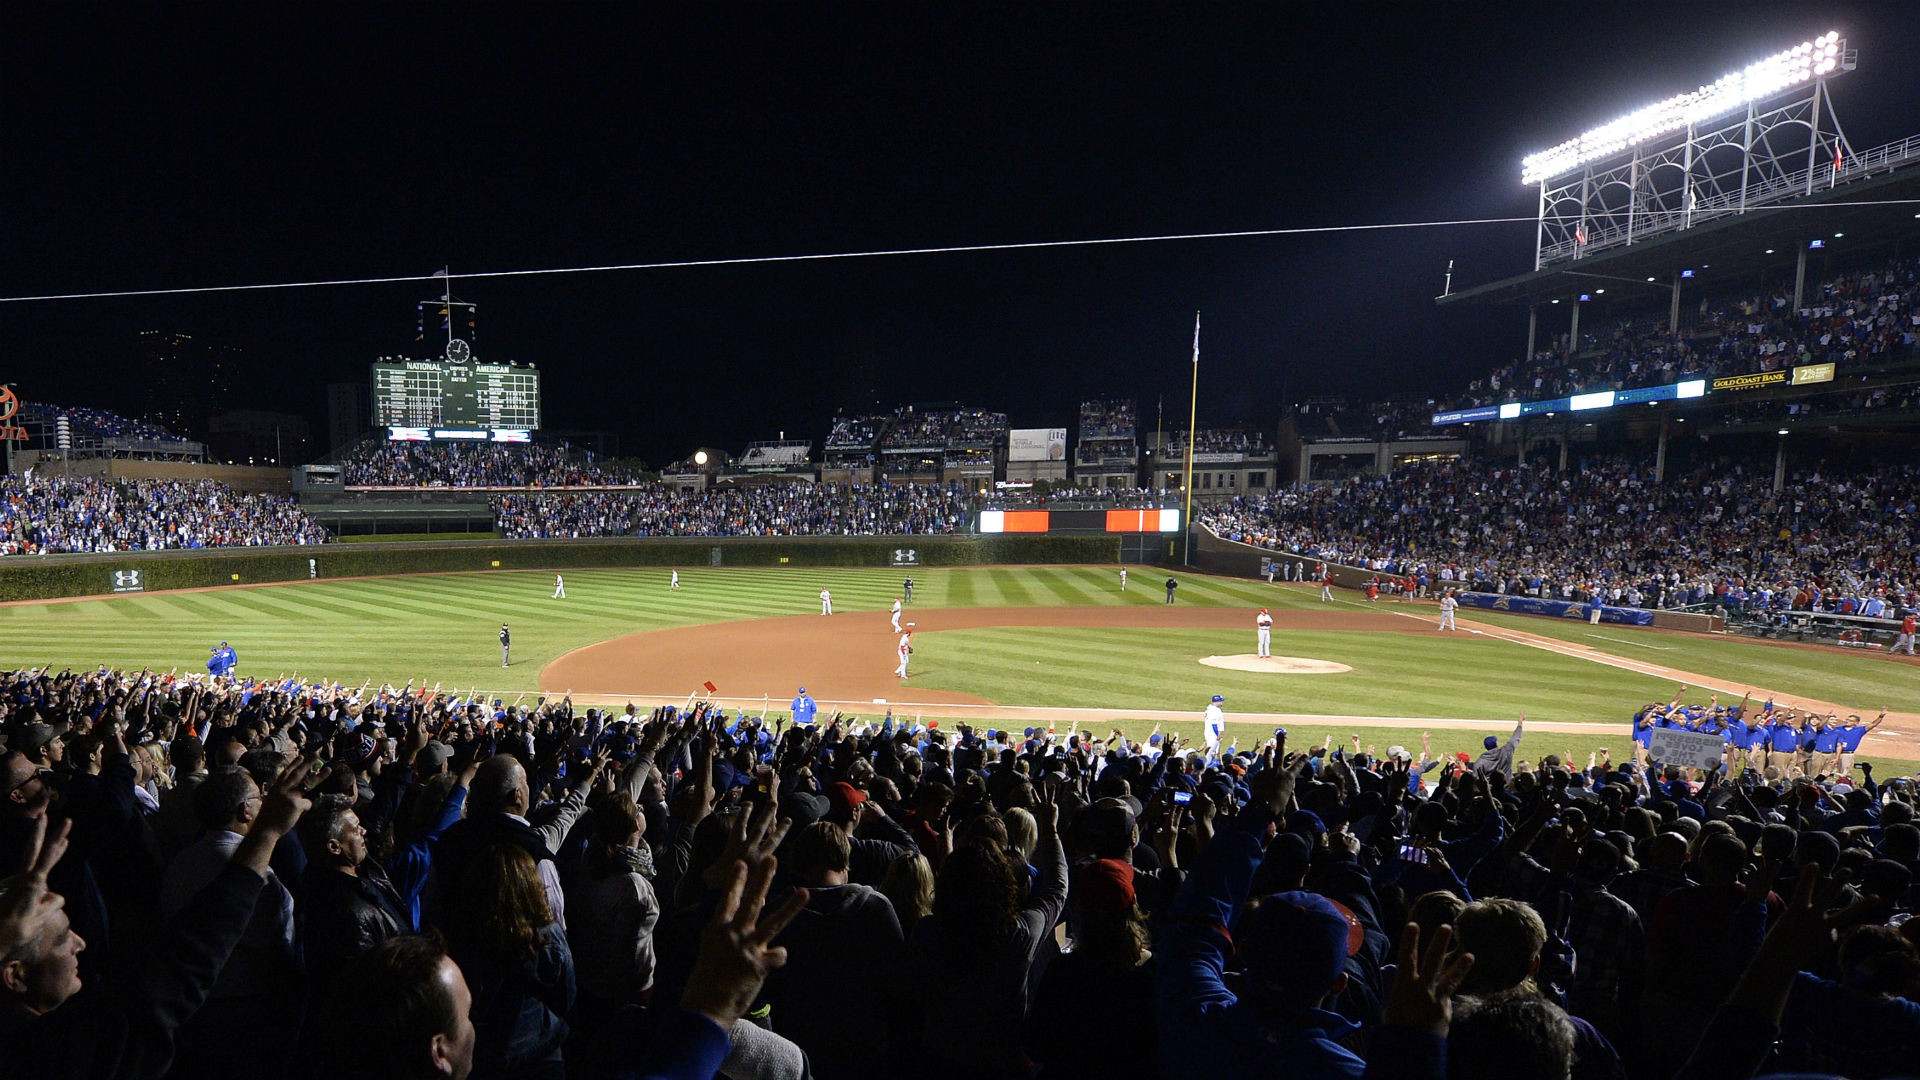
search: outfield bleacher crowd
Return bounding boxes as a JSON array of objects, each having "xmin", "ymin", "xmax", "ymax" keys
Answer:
[
  {"xmin": 1168, "ymin": 429, "xmax": 1270, "ymax": 456},
  {"xmin": 1201, "ymin": 455, "xmax": 1920, "ymax": 616},
  {"xmin": 0, "ymin": 475, "xmax": 329, "ymax": 555},
  {"xmin": 17, "ymin": 403, "xmax": 194, "ymax": 446},
  {"xmin": 341, "ymin": 442, "xmax": 651, "ymax": 488},
  {"xmin": 490, "ymin": 482, "xmax": 972, "ymax": 538},
  {"xmin": 3, "ymin": 660, "xmax": 1918, "ymax": 1080}
]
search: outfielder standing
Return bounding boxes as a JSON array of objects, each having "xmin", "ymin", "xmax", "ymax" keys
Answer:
[
  {"xmin": 1438, "ymin": 591, "xmax": 1458, "ymax": 631},
  {"xmin": 1119, "ymin": 567, "xmax": 1128, "ymax": 592},
  {"xmin": 500, "ymin": 623, "xmax": 511, "ymax": 667},
  {"xmin": 890, "ymin": 597, "xmax": 903, "ymax": 633},
  {"xmin": 820, "ymin": 588, "xmax": 833, "ymax": 615},
  {"xmin": 895, "ymin": 631, "xmax": 913, "ymax": 679},
  {"xmin": 1255, "ymin": 608, "xmax": 1273, "ymax": 658},
  {"xmin": 1203, "ymin": 694, "xmax": 1226, "ymax": 757},
  {"xmin": 552, "ymin": 573, "xmax": 566, "ymax": 599},
  {"xmin": 670, "ymin": 569, "xmax": 681, "ymax": 590}
]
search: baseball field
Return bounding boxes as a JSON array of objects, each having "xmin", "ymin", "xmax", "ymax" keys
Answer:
[{"xmin": 4, "ymin": 564, "xmax": 1919, "ymax": 774}]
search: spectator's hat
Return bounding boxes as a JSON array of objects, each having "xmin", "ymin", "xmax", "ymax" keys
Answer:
[
  {"xmin": 14, "ymin": 720, "xmax": 67, "ymax": 755},
  {"xmin": 1076, "ymin": 858, "xmax": 1136, "ymax": 919},
  {"xmin": 416, "ymin": 741, "xmax": 453, "ymax": 774},
  {"xmin": 1483, "ymin": 735, "xmax": 1500, "ymax": 750},
  {"xmin": 1239, "ymin": 891, "xmax": 1365, "ymax": 1004},
  {"xmin": 1386, "ymin": 745, "xmax": 1411, "ymax": 762},
  {"xmin": 1286, "ymin": 809, "xmax": 1327, "ymax": 841},
  {"xmin": 829, "ymin": 780, "xmax": 868, "ymax": 815}
]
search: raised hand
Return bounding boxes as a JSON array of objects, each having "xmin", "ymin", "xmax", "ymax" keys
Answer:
[
  {"xmin": 0, "ymin": 817, "xmax": 71, "ymax": 962},
  {"xmin": 680, "ymin": 852, "xmax": 809, "ymax": 1030},
  {"xmin": 1382, "ymin": 922, "xmax": 1475, "ymax": 1037}
]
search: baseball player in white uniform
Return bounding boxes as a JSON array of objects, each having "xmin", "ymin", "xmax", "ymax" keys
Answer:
[
  {"xmin": 1204, "ymin": 694, "xmax": 1227, "ymax": 757},
  {"xmin": 1256, "ymin": 608, "xmax": 1273, "ymax": 658},
  {"xmin": 670, "ymin": 570, "xmax": 681, "ymax": 590},
  {"xmin": 895, "ymin": 631, "xmax": 913, "ymax": 678},
  {"xmin": 1318, "ymin": 564, "xmax": 1333, "ymax": 602},
  {"xmin": 1119, "ymin": 567, "xmax": 1128, "ymax": 592},
  {"xmin": 552, "ymin": 574, "xmax": 566, "ymax": 599},
  {"xmin": 891, "ymin": 597, "xmax": 903, "ymax": 632},
  {"xmin": 820, "ymin": 589, "xmax": 833, "ymax": 615},
  {"xmin": 1438, "ymin": 591, "xmax": 1458, "ymax": 631}
]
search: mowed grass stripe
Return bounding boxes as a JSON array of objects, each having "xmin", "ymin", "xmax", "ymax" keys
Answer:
[{"xmin": 1027, "ymin": 568, "xmax": 1106, "ymax": 607}]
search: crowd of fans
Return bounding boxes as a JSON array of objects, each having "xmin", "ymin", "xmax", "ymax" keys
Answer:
[
  {"xmin": 1168, "ymin": 429, "xmax": 1271, "ymax": 456},
  {"xmin": 0, "ymin": 475, "xmax": 329, "ymax": 555},
  {"xmin": 490, "ymin": 482, "xmax": 972, "ymax": 538},
  {"xmin": 341, "ymin": 442, "xmax": 651, "ymax": 488},
  {"xmin": 17, "ymin": 403, "xmax": 193, "ymax": 446},
  {"xmin": 824, "ymin": 416, "xmax": 882, "ymax": 449},
  {"xmin": 3, "ymin": 663, "xmax": 1918, "ymax": 1080},
  {"xmin": 1448, "ymin": 256, "xmax": 1920, "ymax": 412},
  {"xmin": 1077, "ymin": 399, "xmax": 1137, "ymax": 440},
  {"xmin": 880, "ymin": 408, "xmax": 1008, "ymax": 450},
  {"xmin": 1201, "ymin": 454, "xmax": 1920, "ymax": 616}
]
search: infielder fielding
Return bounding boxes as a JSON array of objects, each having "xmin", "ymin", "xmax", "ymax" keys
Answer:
[
  {"xmin": 1438, "ymin": 591, "xmax": 1458, "ymax": 631},
  {"xmin": 891, "ymin": 597, "xmax": 903, "ymax": 632},
  {"xmin": 820, "ymin": 588, "xmax": 833, "ymax": 615},
  {"xmin": 895, "ymin": 631, "xmax": 913, "ymax": 679},
  {"xmin": 1255, "ymin": 608, "xmax": 1273, "ymax": 658}
]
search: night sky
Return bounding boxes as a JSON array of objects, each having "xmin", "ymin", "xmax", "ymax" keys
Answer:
[{"xmin": 6, "ymin": 4, "xmax": 1920, "ymax": 464}]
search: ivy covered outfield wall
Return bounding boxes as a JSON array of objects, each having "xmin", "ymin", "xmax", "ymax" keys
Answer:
[{"xmin": 0, "ymin": 535, "xmax": 1127, "ymax": 601}]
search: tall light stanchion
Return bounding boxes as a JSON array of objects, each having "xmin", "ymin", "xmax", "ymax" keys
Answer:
[{"xmin": 1182, "ymin": 312, "xmax": 1199, "ymax": 567}]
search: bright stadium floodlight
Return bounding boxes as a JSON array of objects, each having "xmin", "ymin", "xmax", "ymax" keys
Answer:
[{"xmin": 1521, "ymin": 31, "xmax": 1846, "ymax": 184}]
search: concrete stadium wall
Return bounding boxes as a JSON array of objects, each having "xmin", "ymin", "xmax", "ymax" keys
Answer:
[{"xmin": 0, "ymin": 534, "xmax": 1125, "ymax": 601}]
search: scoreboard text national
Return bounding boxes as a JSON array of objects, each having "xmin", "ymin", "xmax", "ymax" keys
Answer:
[{"xmin": 371, "ymin": 350, "xmax": 542, "ymax": 430}]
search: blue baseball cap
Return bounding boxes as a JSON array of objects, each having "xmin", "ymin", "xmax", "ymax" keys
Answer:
[
  {"xmin": 1237, "ymin": 891, "xmax": 1364, "ymax": 1005},
  {"xmin": 1211, "ymin": 695, "xmax": 1225, "ymax": 703},
  {"xmin": 797, "ymin": 687, "xmax": 807, "ymax": 694}
]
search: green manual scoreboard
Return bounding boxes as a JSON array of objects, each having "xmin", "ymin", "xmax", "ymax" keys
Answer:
[{"xmin": 370, "ymin": 339, "xmax": 541, "ymax": 431}]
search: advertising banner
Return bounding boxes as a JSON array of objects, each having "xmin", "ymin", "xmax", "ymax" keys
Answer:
[
  {"xmin": 1792, "ymin": 362, "xmax": 1836, "ymax": 386},
  {"xmin": 1648, "ymin": 728, "xmax": 1727, "ymax": 771},
  {"xmin": 1008, "ymin": 428, "xmax": 1067, "ymax": 462},
  {"xmin": 1710, "ymin": 370, "xmax": 1787, "ymax": 392},
  {"xmin": 1456, "ymin": 592, "xmax": 1655, "ymax": 626}
]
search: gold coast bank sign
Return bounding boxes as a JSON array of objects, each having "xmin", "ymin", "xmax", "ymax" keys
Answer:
[{"xmin": 1709, "ymin": 363, "xmax": 1836, "ymax": 393}]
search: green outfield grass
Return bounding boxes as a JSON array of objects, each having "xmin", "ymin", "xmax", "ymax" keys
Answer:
[{"xmin": 0, "ymin": 565, "xmax": 1913, "ymax": 772}]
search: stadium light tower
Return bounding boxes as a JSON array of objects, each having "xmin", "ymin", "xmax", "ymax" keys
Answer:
[{"xmin": 1523, "ymin": 31, "xmax": 1859, "ymax": 270}]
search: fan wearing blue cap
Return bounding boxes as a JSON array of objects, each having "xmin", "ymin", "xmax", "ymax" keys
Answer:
[
  {"xmin": 790, "ymin": 686, "xmax": 817, "ymax": 726},
  {"xmin": 1204, "ymin": 694, "xmax": 1227, "ymax": 758},
  {"xmin": 1471, "ymin": 713, "xmax": 1524, "ymax": 777}
]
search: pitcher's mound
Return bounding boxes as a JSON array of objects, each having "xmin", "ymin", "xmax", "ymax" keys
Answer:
[{"xmin": 1199, "ymin": 654, "xmax": 1352, "ymax": 674}]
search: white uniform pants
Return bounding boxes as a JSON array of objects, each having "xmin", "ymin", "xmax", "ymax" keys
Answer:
[
  {"xmin": 1320, "ymin": 584, "xmax": 1332, "ymax": 601},
  {"xmin": 1257, "ymin": 628, "xmax": 1271, "ymax": 657},
  {"xmin": 896, "ymin": 652, "xmax": 909, "ymax": 678},
  {"xmin": 822, "ymin": 598, "xmax": 833, "ymax": 615},
  {"xmin": 1439, "ymin": 610, "xmax": 1456, "ymax": 631},
  {"xmin": 553, "ymin": 583, "xmax": 565, "ymax": 598},
  {"xmin": 892, "ymin": 613, "xmax": 902, "ymax": 632}
]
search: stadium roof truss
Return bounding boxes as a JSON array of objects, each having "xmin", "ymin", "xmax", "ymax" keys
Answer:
[{"xmin": 1528, "ymin": 33, "xmax": 1894, "ymax": 271}]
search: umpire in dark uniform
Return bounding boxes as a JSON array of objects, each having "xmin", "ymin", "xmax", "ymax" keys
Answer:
[
  {"xmin": 1165, "ymin": 577, "xmax": 1178, "ymax": 604},
  {"xmin": 500, "ymin": 622, "xmax": 511, "ymax": 667}
]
